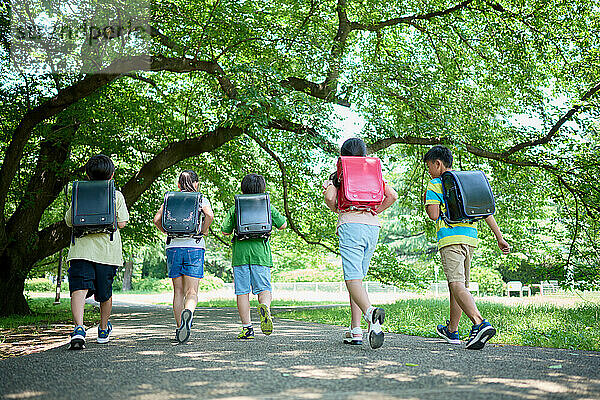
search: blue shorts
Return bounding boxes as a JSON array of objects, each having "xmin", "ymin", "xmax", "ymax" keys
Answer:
[
  {"xmin": 338, "ymin": 223, "xmax": 380, "ymax": 281},
  {"xmin": 166, "ymin": 248, "xmax": 205, "ymax": 279},
  {"xmin": 68, "ymin": 259, "xmax": 117, "ymax": 303},
  {"xmin": 233, "ymin": 264, "xmax": 272, "ymax": 295}
]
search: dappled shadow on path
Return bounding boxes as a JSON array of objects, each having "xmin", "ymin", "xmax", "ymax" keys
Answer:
[{"xmin": 1, "ymin": 304, "xmax": 599, "ymax": 400}]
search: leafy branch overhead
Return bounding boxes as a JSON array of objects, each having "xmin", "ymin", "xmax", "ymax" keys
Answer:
[{"xmin": 1, "ymin": 0, "xmax": 599, "ymax": 315}]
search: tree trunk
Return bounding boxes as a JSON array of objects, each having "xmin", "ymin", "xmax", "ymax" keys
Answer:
[
  {"xmin": 0, "ymin": 253, "xmax": 32, "ymax": 316},
  {"xmin": 122, "ymin": 259, "xmax": 133, "ymax": 291},
  {"xmin": 53, "ymin": 249, "xmax": 64, "ymax": 305}
]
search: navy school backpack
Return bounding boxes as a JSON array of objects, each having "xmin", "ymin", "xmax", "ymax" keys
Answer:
[
  {"xmin": 441, "ymin": 170, "xmax": 495, "ymax": 225},
  {"xmin": 234, "ymin": 193, "xmax": 272, "ymax": 240},
  {"xmin": 71, "ymin": 180, "xmax": 117, "ymax": 243},
  {"xmin": 161, "ymin": 191, "xmax": 204, "ymax": 245}
]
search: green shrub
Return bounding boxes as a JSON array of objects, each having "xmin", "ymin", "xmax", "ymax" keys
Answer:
[
  {"xmin": 368, "ymin": 244, "xmax": 429, "ymax": 289},
  {"xmin": 198, "ymin": 275, "xmax": 225, "ymax": 291},
  {"xmin": 24, "ymin": 278, "xmax": 68, "ymax": 292},
  {"xmin": 272, "ymin": 268, "xmax": 342, "ymax": 282},
  {"xmin": 470, "ymin": 266, "xmax": 504, "ymax": 295}
]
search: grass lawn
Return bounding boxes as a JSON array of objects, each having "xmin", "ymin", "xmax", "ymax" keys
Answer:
[
  {"xmin": 0, "ymin": 297, "xmax": 100, "ymax": 359},
  {"xmin": 276, "ymin": 297, "xmax": 600, "ymax": 351}
]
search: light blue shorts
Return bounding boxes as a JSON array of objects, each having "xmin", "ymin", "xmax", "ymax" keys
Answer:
[
  {"xmin": 233, "ymin": 264, "xmax": 272, "ymax": 295},
  {"xmin": 338, "ymin": 223, "xmax": 380, "ymax": 281},
  {"xmin": 166, "ymin": 248, "xmax": 205, "ymax": 279}
]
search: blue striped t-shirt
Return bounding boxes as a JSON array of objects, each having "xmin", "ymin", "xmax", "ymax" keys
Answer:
[{"xmin": 425, "ymin": 177, "xmax": 478, "ymax": 249}]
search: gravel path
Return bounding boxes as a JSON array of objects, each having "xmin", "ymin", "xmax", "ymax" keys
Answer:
[{"xmin": 1, "ymin": 302, "xmax": 599, "ymax": 399}]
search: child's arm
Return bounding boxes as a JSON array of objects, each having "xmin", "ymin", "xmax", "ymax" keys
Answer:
[
  {"xmin": 484, "ymin": 215, "xmax": 510, "ymax": 254},
  {"xmin": 200, "ymin": 204, "xmax": 214, "ymax": 235},
  {"xmin": 278, "ymin": 222, "xmax": 287, "ymax": 230},
  {"xmin": 153, "ymin": 205, "xmax": 165, "ymax": 233},
  {"xmin": 374, "ymin": 183, "xmax": 398, "ymax": 214},
  {"xmin": 323, "ymin": 182, "xmax": 338, "ymax": 212},
  {"xmin": 425, "ymin": 204, "xmax": 441, "ymax": 221}
]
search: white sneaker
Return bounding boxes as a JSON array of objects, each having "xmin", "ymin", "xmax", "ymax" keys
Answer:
[
  {"xmin": 364, "ymin": 307, "xmax": 385, "ymax": 349},
  {"xmin": 343, "ymin": 327, "xmax": 363, "ymax": 345}
]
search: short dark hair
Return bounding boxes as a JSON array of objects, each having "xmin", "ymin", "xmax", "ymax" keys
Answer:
[
  {"xmin": 340, "ymin": 138, "xmax": 367, "ymax": 157},
  {"xmin": 85, "ymin": 154, "xmax": 115, "ymax": 180},
  {"xmin": 423, "ymin": 145, "xmax": 453, "ymax": 168},
  {"xmin": 179, "ymin": 170, "xmax": 199, "ymax": 192},
  {"xmin": 241, "ymin": 173, "xmax": 266, "ymax": 194}
]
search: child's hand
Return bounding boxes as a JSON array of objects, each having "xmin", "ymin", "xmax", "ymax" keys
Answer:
[
  {"xmin": 322, "ymin": 180, "xmax": 333, "ymax": 190},
  {"xmin": 497, "ymin": 238, "xmax": 510, "ymax": 254}
]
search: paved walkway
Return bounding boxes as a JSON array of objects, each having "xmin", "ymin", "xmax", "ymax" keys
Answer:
[{"xmin": 1, "ymin": 302, "xmax": 600, "ymax": 399}]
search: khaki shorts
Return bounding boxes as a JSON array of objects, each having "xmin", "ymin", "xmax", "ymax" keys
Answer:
[{"xmin": 439, "ymin": 244, "xmax": 475, "ymax": 285}]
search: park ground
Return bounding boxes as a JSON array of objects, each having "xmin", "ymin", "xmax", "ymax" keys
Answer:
[{"xmin": 1, "ymin": 299, "xmax": 600, "ymax": 400}]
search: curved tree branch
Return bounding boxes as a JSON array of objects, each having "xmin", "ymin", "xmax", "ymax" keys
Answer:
[{"xmin": 248, "ymin": 133, "xmax": 340, "ymax": 255}]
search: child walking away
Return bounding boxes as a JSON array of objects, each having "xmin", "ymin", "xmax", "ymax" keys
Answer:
[
  {"xmin": 323, "ymin": 138, "xmax": 398, "ymax": 349},
  {"xmin": 424, "ymin": 145, "xmax": 510, "ymax": 350},
  {"xmin": 65, "ymin": 155, "xmax": 129, "ymax": 349},
  {"xmin": 153, "ymin": 170, "xmax": 214, "ymax": 344},
  {"xmin": 221, "ymin": 174, "xmax": 286, "ymax": 339}
]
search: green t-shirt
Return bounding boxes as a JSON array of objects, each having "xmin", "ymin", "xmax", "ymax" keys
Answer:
[
  {"xmin": 221, "ymin": 203, "xmax": 286, "ymax": 267},
  {"xmin": 65, "ymin": 190, "xmax": 129, "ymax": 267}
]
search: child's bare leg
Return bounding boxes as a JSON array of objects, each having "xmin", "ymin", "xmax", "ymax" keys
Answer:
[
  {"xmin": 349, "ymin": 293, "xmax": 362, "ymax": 328},
  {"xmin": 236, "ymin": 293, "xmax": 251, "ymax": 325},
  {"xmin": 172, "ymin": 277, "xmax": 184, "ymax": 327},
  {"xmin": 448, "ymin": 289, "xmax": 462, "ymax": 332},
  {"xmin": 257, "ymin": 290, "xmax": 271, "ymax": 308},
  {"xmin": 345, "ymin": 279, "xmax": 371, "ymax": 314},
  {"xmin": 182, "ymin": 276, "xmax": 200, "ymax": 312},
  {"xmin": 99, "ymin": 297, "xmax": 112, "ymax": 330},
  {"xmin": 448, "ymin": 282, "xmax": 483, "ymax": 325},
  {"xmin": 71, "ymin": 290, "xmax": 87, "ymax": 327}
]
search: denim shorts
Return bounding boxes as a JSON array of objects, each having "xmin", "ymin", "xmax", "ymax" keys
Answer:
[
  {"xmin": 166, "ymin": 248, "xmax": 205, "ymax": 279},
  {"xmin": 233, "ymin": 264, "xmax": 272, "ymax": 295},
  {"xmin": 338, "ymin": 223, "xmax": 380, "ymax": 280},
  {"xmin": 68, "ymin": 259, "xmax": 117, "ymax": 303}
]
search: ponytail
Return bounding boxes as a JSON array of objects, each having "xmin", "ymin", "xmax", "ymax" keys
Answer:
[{"xmin": 178, "ymin": 170, "xmax": 199, "ymax": 192}]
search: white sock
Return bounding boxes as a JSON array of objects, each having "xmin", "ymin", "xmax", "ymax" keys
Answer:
[
  {"xmin": 351, "ymin": 326, "xmax": 363, "ymax": 335},
  {"xmin": 243, "ymin": 324, "xmax": 252, "ymax": 328},
  {"xmin": 364, "ymin": 306, "xmax": 375, "ymax": 323}
]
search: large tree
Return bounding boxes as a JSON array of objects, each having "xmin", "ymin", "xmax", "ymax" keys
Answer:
[{"xmin": 1, "ymin": 0, "xmax": 598, "ymax": 315}]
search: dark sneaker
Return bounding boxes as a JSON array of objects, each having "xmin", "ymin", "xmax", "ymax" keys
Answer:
[
  {"xmin": 343, "ymin": 328, "xmax": 363, "ymax": 345},
  {"xmin": 69, "ymin": 326, "xmax": 86, "ymax": 350},
  {"xmin": 97, "ymin": 321, "xmax": 112, "ymax": 344},
  {"xmin": 237, "ymin": 326, "xmax": 255, "ymax": 340},
  {"xmin": 436, "ymin": 320, "xmax": 460, "ymax": 344},
  {"xmin": 465, "ymin": 320, "xmax": 496, "ymax": 350},
  {"xmin": 176, "ymin": 309, "xmax": 193, "ymax": 344},
  {"xmin": 257, "ymin": 304, "xmax": 273, "ymax": 335}
]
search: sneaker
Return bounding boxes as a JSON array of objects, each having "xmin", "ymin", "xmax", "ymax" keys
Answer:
[
  {"xmin": 364, "ymin": 307, "xmax": 385, "ymax": 349},
  {"xmin": 436, "ymin": 320, "xmax": 460, "ymax": 344},
  {"xmin": 257, "ymin": 304, "xmax": 273, "ymax": 336},
  {"xmin": 343, "ymin": 327, "xmax": 363, "ymax": 345},
  {"xmin": 237, "ymin": 326, "xmax": 255, "ymax": 340},
  {"xmin": 175, "ymin": 309, "xmax": 193, "ymax": 344},
  {"xmin": 97, "ymin": 321, "xmax": 113, "ymax": 344},
  {"xmin": 69, "ymin": 326, "xmax": 86, "ymax": 350},
  {"xmin": 465, "ymin": 319, "xmax": 496, "ymax": 350}
]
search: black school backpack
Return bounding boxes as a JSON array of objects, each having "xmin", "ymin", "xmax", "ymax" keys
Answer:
[
  {"xmin": 234, "ymin": 193, "xmax": 272, "ymax": 240},
  {"xmin": 161, "ymin": 191, "xmax": 204, "ymax": 244},
  {"xmin": 441, "ymin": 170, "xmax": 495, "ymax": 225},
  {"xmin": 71, "ymin": 180, "xmax": 117, "ymax": 243}
]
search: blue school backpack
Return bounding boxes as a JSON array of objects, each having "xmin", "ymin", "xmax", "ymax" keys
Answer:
[
  {"xmin": 441, "ymin": 170, "xmax": 495, "ymax": 225},
  {"xmin": 71, "ymin": 180, "xmax": 117, "ymax": 243}
]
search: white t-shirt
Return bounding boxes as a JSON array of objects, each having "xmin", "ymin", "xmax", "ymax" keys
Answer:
[{"xmin": 165, "ymin": 196, "xmax": 211, "ymax": 249}]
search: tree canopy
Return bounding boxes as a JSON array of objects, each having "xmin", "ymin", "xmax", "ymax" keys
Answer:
[{"xmin": 1, "ymin": 0, "xmax": 599, "ymax": 315}]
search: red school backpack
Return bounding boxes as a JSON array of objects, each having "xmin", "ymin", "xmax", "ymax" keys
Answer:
[{"xmin": 336, "ymin": 156, "xmax": 385, "ymax": 212}]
